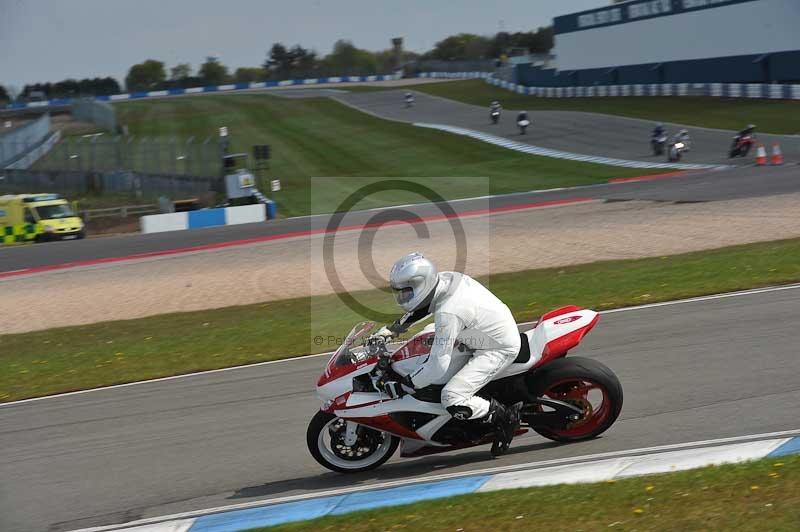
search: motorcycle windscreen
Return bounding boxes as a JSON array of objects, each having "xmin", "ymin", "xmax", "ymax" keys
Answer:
[{"xmin": 327, "ymin": 321, "xmax": 375, "ymax": 368}]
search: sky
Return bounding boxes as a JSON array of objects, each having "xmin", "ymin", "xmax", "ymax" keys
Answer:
[{"xmin": 0, "ymin": 0, "xmax": 602, "ymax": 91}]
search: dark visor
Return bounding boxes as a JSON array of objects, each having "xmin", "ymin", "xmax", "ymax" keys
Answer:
[{"xmin": 391, "ymin": 286, "xmax": 414, "ymax": 305}]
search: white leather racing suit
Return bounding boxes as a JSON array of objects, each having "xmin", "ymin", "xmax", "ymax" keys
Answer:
[{"xmin": 403, "ymin": 272, "xmax": 521, "ymax": 420}]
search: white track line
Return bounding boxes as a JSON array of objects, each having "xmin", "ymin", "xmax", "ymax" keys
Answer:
[
  {"xmin": 3, "ymin": 282, "xmax": 799, "ymax": 408},
  {"xmin": 414, "ymin": 122, "xmax": 728, "ymax": 170},
  {"xmin": 69, "ymin": 428, "xmax": 800, "ymax": 532}
]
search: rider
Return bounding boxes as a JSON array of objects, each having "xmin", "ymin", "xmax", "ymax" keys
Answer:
[
  {"xmin": 734, "ymin": 124, "xmax": 756, "ymax": 143},
  {"xmin": 652, "ymin": 123, "xmax": 666, "ymax": 139},
  {"xmin": 373, "ymin": 252, "xmax": 523, "ymax": 456},
  {"xmin": 672, "ymin": 128, "xmax": 691, "ymax": 149},
  {"xmin": 516, "ymin": 110, "xmax": 528, "ymax": 123},
  {"xmin": 404, "ymin": 92, "xmax": 414, "ymax": 105},
  {"xmin": 490, "ymin": 100, "xmax": 502, "ymax": 113}
]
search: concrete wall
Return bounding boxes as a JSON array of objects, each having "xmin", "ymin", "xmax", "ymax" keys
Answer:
[
  {"xmin": 0, "ymin": 113, "xmax": 51, "ymax": 166},
  {"xmin": 140, "ymin": 204, "xmax": 268, "ymax": 234}
]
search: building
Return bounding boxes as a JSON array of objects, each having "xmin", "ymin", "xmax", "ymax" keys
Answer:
[{"xmin": 516, "ymin": 0, "xmax": 800, "ymax": 87}]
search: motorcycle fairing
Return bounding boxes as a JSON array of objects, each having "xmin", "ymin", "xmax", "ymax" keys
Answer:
[{"xmin": 316, "ymin": 307, "xmax": 599, "ymax": 440}]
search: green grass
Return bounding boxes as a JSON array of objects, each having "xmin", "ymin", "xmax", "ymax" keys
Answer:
[
  {"xmin": 3, "ymin": 237, "xmax": 800, "ymax": 402},
  {"xmin": 414, "ymin": 79, "xmax": 800, "ymax": 134},
  {"xmin": 254, "ymin": 455, "xmax": 800, "ymax": 531},
  {"xmin": 39, "ymin": 94, "xmax": 659, "ymax": 217}
]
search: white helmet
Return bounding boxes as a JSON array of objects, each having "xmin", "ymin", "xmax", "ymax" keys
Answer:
[{"xmin": 389, "ymin": 252, "xmax": 439, "ymax": 312}]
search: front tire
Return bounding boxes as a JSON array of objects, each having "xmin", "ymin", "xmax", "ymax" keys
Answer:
[
  {"xmin": 306, "ymin": 411, "xmax": 399, "ymax": 474},
  {"xmin": 527, "ymin": 357, "xmax": 623, "ymax": 442}
]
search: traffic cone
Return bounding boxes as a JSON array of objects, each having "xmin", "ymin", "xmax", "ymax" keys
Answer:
[
  {"xmin": 771, "ymin": 143, "xmax": 784, "ymax": 165},
  {"xmin": 756, "ymin": 144, "xmax": 767, "ymax": 166}
]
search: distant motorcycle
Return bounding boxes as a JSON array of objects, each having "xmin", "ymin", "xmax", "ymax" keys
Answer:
[
  {"xmin": 490, "ymin": 109, "xmax": 500, "ymax": 124},
  {"xmin": 404, "ymin": 94, "xmax": 415, "ymax": 108},
  {"xmin": 668, "ymin": 140, "xmax": 688, "ymax": 162},
  {"xmin": 729, "ymin": 134, "xmax": 754, "ymax": 158},
  {"xmin": 651, "ymin": 134, "xmax": 668, "ymax": 156},
  {"xmin": 518, "ymin": 118, "xmax": 530, "ymax": 135}
]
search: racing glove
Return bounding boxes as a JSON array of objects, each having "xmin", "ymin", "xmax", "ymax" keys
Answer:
[
  {"xmin": 373, "ymin": 326, "xmax": 395, "ymax": 341},
  {"xmin": 382, "ymin": 374, "xmax": 415, "ymax": 399}
]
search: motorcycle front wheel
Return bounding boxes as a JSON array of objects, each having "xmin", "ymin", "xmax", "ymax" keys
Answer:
[
  {"xmin": 526, "ymin": 357, "xmax": 623, "ymax": 443},
  {"xmin": 307, "ymin": 411, "xmax": 400, "ymax": 473}
]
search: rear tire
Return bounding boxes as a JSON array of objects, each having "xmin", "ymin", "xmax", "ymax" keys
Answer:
[
  {"xmin": 307, "ymin": 411, "xmax": 399, "ymax": 474},
  {"xmin": 527, "ymin": 357, "xmax": 623, "ymax": 443}
]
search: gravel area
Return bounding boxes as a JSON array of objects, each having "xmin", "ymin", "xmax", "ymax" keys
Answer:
[{"xmin": 2, "ymin": 193, "xmax": 800, "ymax": 334}]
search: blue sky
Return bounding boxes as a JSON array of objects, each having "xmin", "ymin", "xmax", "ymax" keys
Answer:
[{"xmin": 0, "ymin": 0, "xmax": 602, "ymax": 90}]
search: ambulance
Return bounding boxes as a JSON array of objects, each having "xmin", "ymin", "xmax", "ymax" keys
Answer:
[{"xmin": 0, "ymin": 194, "xmax": 85, "ymax": 244}]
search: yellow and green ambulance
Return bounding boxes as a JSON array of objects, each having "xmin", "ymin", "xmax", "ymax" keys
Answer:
[{"xmin": 0, "ymin": 194, "xmax": 85, "ymax": 244}]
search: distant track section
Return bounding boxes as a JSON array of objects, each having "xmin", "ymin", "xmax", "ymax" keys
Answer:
[{"xmin": 413, "ymin": 122, "xmax": 729, "ymax": 170}]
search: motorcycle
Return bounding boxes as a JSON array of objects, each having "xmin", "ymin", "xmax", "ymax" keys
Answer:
[
  {"xmin": 517, "ymin": 119, "xmax": 530, "ymax": 135},
  {"xmin": 668, "ymin": 139, "xmax": 688, "ymax": 162},
  {"xmin": 308, "ymin": 306, "xmax": 623, "ymax": 473},
  {"xmin": 651, "ymin": 134, "xmax": 667, "ymax": 156},
  {"xmin": 729, "ymin": 134, "xmax": 754, "ymax": 158},
  {"xmin": 404, "ymin": 95, "xmax": 415, "ymax": 108},
  {"xmin": 490, "ymin": 109, "xmax": 500, "ymax": 124}
]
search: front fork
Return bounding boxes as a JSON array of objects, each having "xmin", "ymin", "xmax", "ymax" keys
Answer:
[{"xmin": 343, "ymin": 421, "xmax": 359, "ymax": 446}]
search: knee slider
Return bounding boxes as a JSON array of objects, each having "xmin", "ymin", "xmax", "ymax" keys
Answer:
[{"xmin": 446, "ymin": 405, "xmax": 473, "ymax": 421}]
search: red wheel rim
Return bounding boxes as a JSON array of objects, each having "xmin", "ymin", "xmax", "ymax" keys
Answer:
[{"xmin": 539, "ymin": 378, "xmax": 613, "ymax": 438}]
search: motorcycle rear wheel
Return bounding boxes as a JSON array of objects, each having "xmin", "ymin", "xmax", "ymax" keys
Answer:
[
  {"xmin": 527, "ymin": 357, "xmax": 623, "ymax": 443},
  {"xmin": 307, "ymin": 411, "xmax": 400, "ymax": 473}
]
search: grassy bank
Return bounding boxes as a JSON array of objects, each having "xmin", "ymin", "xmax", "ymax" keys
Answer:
[
  {"xmin": 3, "ymin": 237, "xmax": 800, "ymax": 402},
  {"xmin": 255, "ymin": 455, "xmax": 800, "ymax": 532},
  {"xmin": 414, "ymin": 79, "xmax": 800, "ymax": 134},
  {"xmin": 47, "ymin": 94, "xmax": 654, "ymax": 217}
]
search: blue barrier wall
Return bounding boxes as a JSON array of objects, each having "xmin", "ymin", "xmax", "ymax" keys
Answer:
[
  {"xmin": 4, "ymin": 74, "xmax": 401, "ymax": 111},
  {"xmin": 771, "ymin": 51, "xmax": 800, "ymax": 82}
]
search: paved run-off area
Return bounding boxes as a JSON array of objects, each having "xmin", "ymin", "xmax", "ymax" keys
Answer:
[{"xmin": 2, "ymin": 191, "xmax": 800, "ymax": 334}]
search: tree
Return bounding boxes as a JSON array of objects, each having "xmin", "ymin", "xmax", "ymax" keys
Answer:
[
  {"xmin": 320, "ymin": 40, "xmax": 378, "ymax": 75},
  {"xmin": 265, "ymin": 43, "xmax": 293, "ymax": 77},
  {"xmin": 170, "ymin": 63, "xmax": 192, "ymax": 81},
  {"xmin": 0, "ymin": 85, "xmax": 9, "ymax": 105},
  {"xmin": 125, "ymin": 59, "xmax": 166, "ymax": 92},
  {"xmin": 234, "ymin": 67, "xmax": 265, "ymax": 83},
  {"xmin": 426, "ymin": 33, "xmax": 490, "ymax": 61},
  {"xmin": 199, "ymin": 57, "xmax": 229, "ymax": 85},
  {"xmin": 290, "ymin": 45, "xmax": 317, "ymax": 75}
]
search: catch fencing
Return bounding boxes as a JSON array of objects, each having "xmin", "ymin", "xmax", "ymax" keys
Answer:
[
  {"xmin": 0, "ymin": 168, "xmax": 216, "ymax": 199},
  {"xmin": 31, "ymin": 135, "xmax": 221, "ymax": 177},
  {"xmin": 0, "ymin": 134, "xmax": 222, "ymax": 199},
  {"xmin": 72, "ymin": 99, "xmax": 118, "ymax": 132}
]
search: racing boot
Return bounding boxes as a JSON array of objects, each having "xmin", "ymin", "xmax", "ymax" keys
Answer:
[{"xmin": 488, "ymin": 398, "xmax": 523, "ymax": 457}]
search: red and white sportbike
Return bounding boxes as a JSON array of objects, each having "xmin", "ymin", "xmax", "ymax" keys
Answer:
[{"xmin": 308, "ymin": 306, "xmax": 622, "ymax": 473}]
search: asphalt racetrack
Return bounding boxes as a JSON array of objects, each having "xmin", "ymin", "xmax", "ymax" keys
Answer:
[
  {"xmin": 335, "ymin": 89, "xmax": 800, "ymax": 167},
  {"xmin": 1, "ymin": 163, "xmax": 799, "ymax": 276},
  {"xmin": 2, "ymin": 286, "xmax": 799, "ymax": 531}
]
